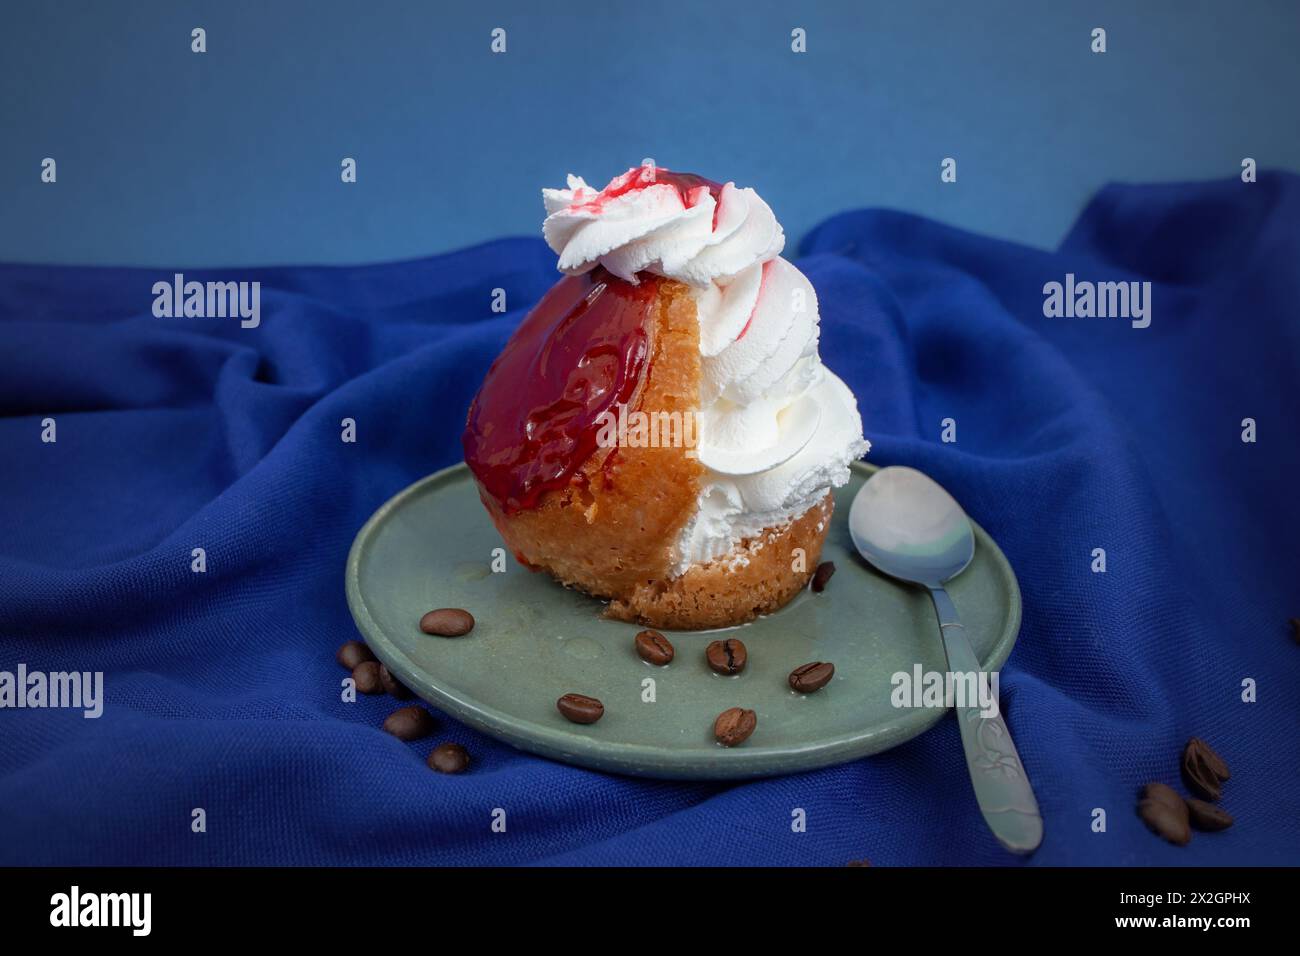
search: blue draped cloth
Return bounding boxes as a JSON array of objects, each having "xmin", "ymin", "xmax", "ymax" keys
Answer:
[{"xmin": 1, "ymin": 174, "xmax": 1296, "ymax": 865}]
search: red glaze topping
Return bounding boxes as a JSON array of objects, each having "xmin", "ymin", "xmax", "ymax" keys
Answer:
[
  {"xmin": 463, "ymin": 267, "xmax": 660, "ymax": 513},
  {"xmin": 570, "ymin": 166, "xmax": 725, "ymax": 229}
]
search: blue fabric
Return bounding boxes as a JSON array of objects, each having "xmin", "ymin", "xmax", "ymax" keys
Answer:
[{"xmin": 1, "ymin": 175, "xmax": 1297, "ymax": 866}]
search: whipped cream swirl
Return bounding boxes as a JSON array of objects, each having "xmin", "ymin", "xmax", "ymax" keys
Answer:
[{"xmin": 542, "ymin": 165, "xmax": 868, "ymax": 574}]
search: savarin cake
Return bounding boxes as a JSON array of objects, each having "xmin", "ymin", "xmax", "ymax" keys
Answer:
[{"xmin": 462, "ymin": 165, "xmax": 868, "ymax": 629}]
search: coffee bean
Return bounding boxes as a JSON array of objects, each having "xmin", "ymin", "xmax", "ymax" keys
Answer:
[
  {"xmin": 1191, "ymin": 737, "xmax": 1230, "ymax": 781},
  {"xmin": 1138, "ymin": 782, "xmax": 1190, "ymax": 845},
  {"xmin": 1290, "ymin": 617, "xmax": 1300, "ymax": 645},
  {"xmin": 1137, "ymin": 796, "xmax": 1190, "ymax": 846},
  {"xmin": 1182, "ymin": 760, "xmax": 1220, "ymax": 801},
  {"xmin": 706, "ymin": 638, "xmax": 747, "ymax": 675},
  {"xmin": 1182, "ymin": 737, "xmax": 1230, "ymax": 800},
  {"xmin": 352, "ymin": 660, "xmax": 384, "ymax": 694},
  {"xmin": 811, "ymin": 561, "xmax": 836, "ymax": 593},
  {"xmin": 337, "ymin": 640, "xmax": 375, "ymax": 670},
  {"xmin": 845, "ymin": 859, "xmax": 872, "ymax": 867},
  {"xmin": 419, "ymin": 608, "xmax": 474, "ymax": 637},
  {"xmin": 714, "ymin": 707, "xmax": 757, "ymax": 747},
  {"xmin": 383, "ymin": 705, "xmax": 435, "ymax": 741},
  {"xmin": 557, "ymin": 693, "xmax": 604, "ymax": 725},
  {"xmin": 1182, "ymin": 769, "xmax": 1221, "ymax": 802},
  {"xmin": 789, "ymin": 661, "xmax": 835, "ymax": 693},
  {"xmin": 379, "ymin": 664, "xmax": 413, "ymax": 700},
  {"xmin": 428, "ymin": 742, "xmax": 471, "ymax": 774},
  {"xmin": 634, "ymin": 629, "xmax": 674, "ymax": 666},
  {"xmin": 1186, "ymin": 798, "xmax": 1233, "ymax": 832},
  {"xmin": 1140, "ymin": 781, "xmax": 1186, "ymax": 814}
]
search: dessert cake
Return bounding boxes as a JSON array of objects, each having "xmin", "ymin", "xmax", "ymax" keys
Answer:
[{"xmin": 463, "ymin": 165, "xmax": 868, "ymax": 629}]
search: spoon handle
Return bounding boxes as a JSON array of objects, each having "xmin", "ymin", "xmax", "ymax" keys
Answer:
[{"xmin": 928, "ymin": 586, "xmax": 1043, "ymax": 855}]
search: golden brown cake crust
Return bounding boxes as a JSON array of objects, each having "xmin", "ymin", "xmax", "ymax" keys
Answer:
[
  {"xmin": 606, "ymin": 494, "xmax": 833, "ymax": 630},
  {"xmin": 479, "ymin": 279, "xmax": 705, "ymax": 599}
]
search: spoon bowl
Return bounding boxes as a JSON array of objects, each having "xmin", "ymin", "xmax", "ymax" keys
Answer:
[{"xmin": 848, "ymin": 465, "xmax": 974, "ymax": 588}]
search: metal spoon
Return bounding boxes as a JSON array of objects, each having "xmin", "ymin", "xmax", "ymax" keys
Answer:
[{"xmin": 849, "ymin": 466, "xmax": 1043, "ymax": 854}]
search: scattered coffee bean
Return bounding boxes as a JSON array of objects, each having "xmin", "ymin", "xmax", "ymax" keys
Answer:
[
  {"xmin": 1186, "ymin": 798, "xmax": 1234, "ymax": 832},
  {"xmin": 706, "ymin": 638, "xmax": 747, "ymax": 675},
  {"xmin": 811, "ymin": 561, "xmax": 836, "ymax": 593},
  {"xmin": 1181, "ymin": 737, "xmax": 1230, "ymax": 801},
  {"xmin": 634, "ymin": 629, "xmax": 675, "ymax": 666},
  {"xmin": 352, "ymin": 660, "xmax": 384, "ymax": 695},
  {"xmin": 419, "ymin": 608, "xmax": 475, "ymax": 637},
  {"xmin": 789, "ymin": 661, "xmax": 835, "ymax": 694},
  {"xmin": 428, "ymin": 742, "xmax": 471, "ymax": 774},
  {"xmin": 1181, "ymin": 761, "xmax": 1220, "ymax": 801},
  {"xmin": 557, "ymin": 693, "xmax": 604, "ymax": 725},
  {"xmin": 1137, "ymin": 792, "xmax": 1190, "ymax": 846},
  {"xmin": 1290, "ymin": 617, "xmax": 1300, "ymax": 645},
  {"xmin": 1141, "ymin": 781, "xmax": 1186, "ymax": 815},
  {"xmin": 337, "ymin": 640, "xmax": 375, "ymax": 670},
  {"xmin": 714, "ymin": 707, "xmax": 757, "ymax": 747},
  {"xmin": 379, "ymin": 664, "xmax": 413, "ymax": 700},
  {"xmin": 1192, "ymin": 737, "xmax": 1230, "ymax": 780},
  {"xmin": 383, "ymin": 705, "xmax": 435, "ymax": 741}
]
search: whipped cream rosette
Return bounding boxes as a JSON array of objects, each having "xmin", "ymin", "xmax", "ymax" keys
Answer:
[{"xmin": 541, "ymin": 166, "xmax": 869, "ymax": 575}]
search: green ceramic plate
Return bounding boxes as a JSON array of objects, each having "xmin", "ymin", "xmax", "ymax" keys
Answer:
[{"xmin": 345, "ymin": 461, "xmax": 1021, "ymax": 780}]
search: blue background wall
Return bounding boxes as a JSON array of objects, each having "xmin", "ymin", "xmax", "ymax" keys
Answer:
[{"xmin": 2, "ymin": 0, "xmax": 1298, "ymax": 266}]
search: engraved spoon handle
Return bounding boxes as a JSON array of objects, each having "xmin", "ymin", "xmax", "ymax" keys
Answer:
[{"xmin": 928, "ymin": 586, "xmax": 1043, "ymax": 854}]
